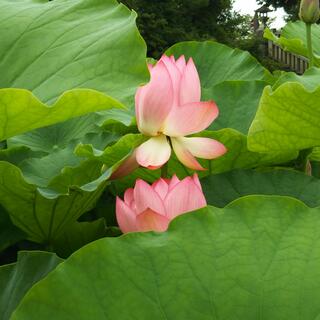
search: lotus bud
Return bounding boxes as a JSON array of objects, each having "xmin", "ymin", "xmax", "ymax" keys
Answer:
[{"xmin": 299, "ymin": 0, "xmax": 320, "ymax": 24}]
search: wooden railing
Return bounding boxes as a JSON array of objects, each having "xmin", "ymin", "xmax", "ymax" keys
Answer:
[{"xmin": 267, "ymin": 40, "xmax": 308, "ymax": 74}]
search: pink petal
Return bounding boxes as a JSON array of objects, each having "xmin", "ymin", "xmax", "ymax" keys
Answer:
[
  {"xmin": 168, "ymin": 174, "xmax": 180, "ymax": 191},
  {"xmin": 175, "ymin": 137, "xmax": 227, "ymax": 159},
  {"xmin": 164, "ymin": 176, "xmax": 207, "ymax": 220},
  {"xmin": 179, "ymin": 57, "xmax": 201, "ymax": 105},
  {"xmin": 124, "ymin": 188, "xmax": 134, "ymax": 206},
  {"xmin": 134, "ymin": 179, "xmax": 166, "ymax": 215},
  {"xmin": 192, "ymin": 173, "xmax": 203, "ymax": 191},
  {"xmin": 136, "ymin": 209, "xmax": 170, "ymax": 232},
  {"xmin": 116, "ymin": 197, "xmax": 138, "ymax": 233},
  {"xmin": 163, "ymin": 101, "xmax": 219, "ymax": 136},
  {"xmin": 152, "ymin": 178, "xmax": 169, "ymax": 199},
  {"xmin": 160, "ymin": 54, "xmax": 182, "ymax": 107},
  {"xmin": 136, "ymin": 135, "xmax": 171, "ymax": 169},
  {"xmin": 110, "ymin": 151, "xmax": 139, "ymax": 180},
  {"xmin": 147, "ymin": 165, "xmax": 162, "ymax": 170},
  {"xmin": 176, "ymin": 55, "xmax": 186, "ymax": 73},
  {"xmin": 135, "ymin": 60, "xmax": 174, "ymax": 136},
  {"xmin": 171, "ymin": 138, "xmax": 205, "ymax": 171}
]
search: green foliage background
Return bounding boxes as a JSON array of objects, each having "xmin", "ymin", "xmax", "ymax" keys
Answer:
[{"xmin": 121, "ymin": 0, "xmax": 252, "ymax": 57}]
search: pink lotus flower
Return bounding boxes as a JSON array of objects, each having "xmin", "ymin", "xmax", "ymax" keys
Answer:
[
  {"xmin": 116, "ymin": 174, "xmax": 206, "ymax": 233},
  {"xmin": 112, "ymin": 54, "xmax": 226, "ymax": 178}
]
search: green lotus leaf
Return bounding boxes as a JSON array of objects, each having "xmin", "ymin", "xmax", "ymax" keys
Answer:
[
  {"xmin": 0, "ymin": 0, "xmax": 150, "ymax": 202},
  {"xmin": 12, "ymin": 196, "xmax": 320, "ymax": 320},
  {"xmin": 248, "ymin": 82, "xmax": 320, "ymax": 152},
  {"xmin": 0, "ymin": 88, "xmax": 124, "ymax": 141},
  {"xmin": 202, "ymin": 168, "xmax": 320, "ymax": 207},
  {"xmin": 0, "ymin": 251, "xmax": 62, "ymax": 320},
  {"xmin": 8, "ymin": 114, "xmax": 100, "ymax": 153},
  {"xmin": 19, "ymin": 145, "xmax": 83, "ymax": 187},
  {"xmin": 17, "ymin": 136, "xmax": 118, "ymax": 189},
  {"xmin": 165, "ymin": 41, "xmax": 271, "ymax": 88},
  {"xmin": 0, "ymin": 146, "xmax": 45, "ymax": 166},
  {"xmin": 75, "ymin": 133, "xmax": 147, "ymax": 165},
  {"xmin": 0, "ymin": 0, "xmax": 149, "ymax": 191},
  {"xmin": 311, "ymin": 161, "xmax": 320, "ymax": 178},
  {"xmin": 273, "ymin": 67, "xmax": 320, "ymax": 91},
  {"xmin": 8, "ymin": 110, "xmax": 128, "ymax": 154},
  {"xmin": 0, "ymin": 205, "xmax": 25, "ymax": 252},
  {"xmin": 281, "ymin": 21, "xmax": 320, "ymax": 55},
  {"xmin": 6, "ymin": 127, "xmax": 121, "ymax": 192},
  {"xmin": 0, "ymin": 161, "xmax": 112, "ymax": 244},
  {"xmin": 310, "ymin": 147, "xmax": 320, "ymax": 161},
  {"xmin": 0, "ymin": 0, "xmax": 148, "ymax": 105},
  {"xmin": 203, "ymin": 80, "xmax": 267, "ymax": 134},
  {"xmin": 52, "ymin": 218, "xmax": 106, "ymax": 258},
  {"xmin": 264, "ymin": 23, "xmax": 320, "ymax": 66}
]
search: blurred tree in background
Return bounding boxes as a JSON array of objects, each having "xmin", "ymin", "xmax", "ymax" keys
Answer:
[
  {"xmin": 121, "ymin": 0, "xmax": 296, "ymax": 72},
  {"xmin": 121, "ymin": 0, "xmax": 252, "ymax": 57}
]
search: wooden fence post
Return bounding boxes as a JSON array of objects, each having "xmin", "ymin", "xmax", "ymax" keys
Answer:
[{"xmin": 267, "ymin": 39, "xmax": 308, "ymax": 74}]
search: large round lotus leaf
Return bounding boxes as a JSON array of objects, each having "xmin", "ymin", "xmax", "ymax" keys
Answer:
[
  {"xmin": 0, "ymin": 0, "xmax": 148, "ymax": 105},
  {"xmin": 12, "ymin": 196, "xmax": 320, "ymax": 320},
  {"xmin": 0, "ymin": 0, "xmax": 149, "ymax": 141}
]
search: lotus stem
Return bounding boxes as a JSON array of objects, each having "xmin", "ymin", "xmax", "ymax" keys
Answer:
[{"xmin": 306, "ymin": 23, "xmax": 314, "ymax": 68}]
